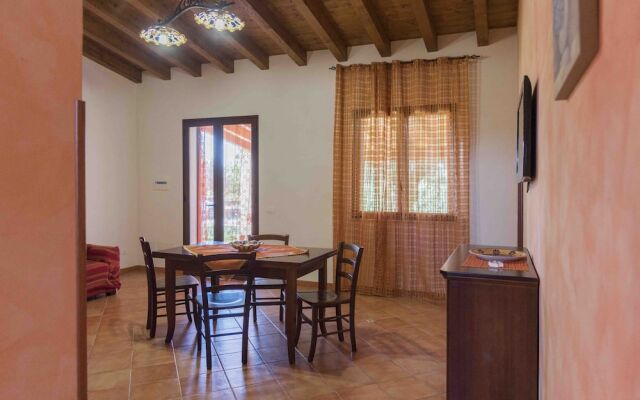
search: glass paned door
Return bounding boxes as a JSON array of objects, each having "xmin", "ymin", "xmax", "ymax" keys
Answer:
[
  {"xmin": 223, "ymin": 124, "xmax": 254, "ymax": 241},
  {"xmin": 195, "ymin": 126, "xmax": 215, "ymax": 242},
  {"xmin": 184, "ymin": 117, "xmax": 258, "ymax": 244}
]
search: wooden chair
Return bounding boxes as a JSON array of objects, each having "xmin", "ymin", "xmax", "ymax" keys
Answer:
[
  {"xmin": 295, "ymin": 242, "xmax": 364, "ymax": 362},
  {"xmin": 194, "ymin": 252, "xmax": 256, "ymax": 370},
  {"xmin": 139, "ymin": 237, "xmax": 199, "ymax": 338},
  {"xmin": 247, "ymin": 234, "xmax": 289, "ymax": 322}
]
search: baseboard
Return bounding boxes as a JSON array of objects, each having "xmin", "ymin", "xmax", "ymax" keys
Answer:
[{"xmin": 121, "ymin": 265, "xmax": 145, "ymax": 274}]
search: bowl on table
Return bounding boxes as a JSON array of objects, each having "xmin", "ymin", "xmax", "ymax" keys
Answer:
[
  {"xmin": 229, "ymin": 240, "xmax": 262, "ymax": 252},
  {"xmin": 469, "ymin": 247, "xmax": 527, "ymax": 262}
]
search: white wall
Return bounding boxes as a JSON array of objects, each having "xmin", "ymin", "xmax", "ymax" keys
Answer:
[
  {"xmin": 83, "ymin": 58, "xmax": 141, "ymax": 267},
  {"xmin": 137, "ymin": 28, "xmax": 519, "ymax": 258},
  {"xmin": 83, "ymin": 28, "xmax": 518, "ymax": 270}
]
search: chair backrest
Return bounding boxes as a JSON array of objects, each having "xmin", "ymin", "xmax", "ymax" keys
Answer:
[
  {"xmin": 139, "ymin": 236, "xmax": 157, "ymax": 292},
  {"xmin": 334, "ymin": 242, "xmax": 364, "ymax": 303},
  {"xmin": 196, "ymin": 252, "xmax": 258, "ymax": 304},
  {"xmin": 248, "ymin": 234, "xmax": 289, "ymax": 245}
]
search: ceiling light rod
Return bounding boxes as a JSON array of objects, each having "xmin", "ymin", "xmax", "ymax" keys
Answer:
[{"xmin": 156, "ymin": 0, "xmax": 234, "ymax": 26}]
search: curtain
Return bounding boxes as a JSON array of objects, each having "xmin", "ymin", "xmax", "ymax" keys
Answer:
[{"xmin": 333, "ymin": 58, "xmax": 476, "ymax": 299}]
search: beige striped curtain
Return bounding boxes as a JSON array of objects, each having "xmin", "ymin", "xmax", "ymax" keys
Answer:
[{"xmin": 333, "ymin": 58, "xmax": 476, "ymax": 299}]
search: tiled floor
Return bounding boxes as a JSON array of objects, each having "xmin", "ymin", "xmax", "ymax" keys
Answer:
[{"xmin": 87, "ymin": 270, "xmax": 446, "ymax": 399}]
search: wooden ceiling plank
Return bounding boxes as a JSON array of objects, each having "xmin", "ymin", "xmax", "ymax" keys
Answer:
[
  {"xmin": 292, "ymin": 0, "xmax": 348, "ymax": 62},
  {"xmin": 222, "ymin": 32, "xmax": 270, "ymax": 70},
  {"xmin": 412, "ymin": 0, "xmax": 438, "ymax": 52},
  {"xmin": 84, "ymin": 1, "xmax": 202, "ymax": 77},
  {"xmin": 473, "ymin": 0, "xmax": 490, "ymax": 46},
  {"xmin": 84, "ymin": 10, "xmax": 171, "ymax": 80},
  {"xmin": 240, "ymin": 0, "xmax": 307, "ymax": 66},
  {"xmin": 83, "ymin": 36, "xmax": 143, "ymax": 83},
  {"xmin": 350, "ymin": 0, "xmax": 391, "ymax": 57},
  {"xmin": 126, "ymin": 0, "xmax": 234, "ymax": 73}
]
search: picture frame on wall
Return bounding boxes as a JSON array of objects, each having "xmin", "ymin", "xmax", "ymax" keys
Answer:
[{"xmin": 553, "ymin": 0, "xmax": 599, "ymax": 100}]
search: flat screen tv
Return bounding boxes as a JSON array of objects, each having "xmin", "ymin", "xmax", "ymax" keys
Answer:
[{"xmin": 516, "ymin": 75, "xmax": 535, "ymax": 182}]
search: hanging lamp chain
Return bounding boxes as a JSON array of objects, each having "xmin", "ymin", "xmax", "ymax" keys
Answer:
[{"xmin": 157, "ymin": 0, "xmax": 235, "ymax": 26}]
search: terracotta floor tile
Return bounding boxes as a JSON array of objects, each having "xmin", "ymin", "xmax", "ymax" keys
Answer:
[
  {"xmin": 132, "ymin": 348, "xmax": 175, "ymax": 368},
  {"xmin": 223, "ymin": 364, "xmax": 273, "ymax": 388},
  {"xmin": 309, "ymin": 393, "xmax": 341, "ymax": 400},
  {"xmin": 87, "ymin": 316, "xmax": 103, "ymax": 336},
  {"xmin": 336, "ymin": 383, "xmax": 390, "ymax": 400},
  {"xmin": 213, "ymin": 338, "xmax": 248, "ymax": 355},
  {"xmin": 88, "ymin": 349, "xmax": 133, "ymax": 374},
  {"xmin": 130, "ymin": 378, "xmax": 181, "ymax": 400},
  {"xmin": 171, "ymin": 332, "xmax": 199, "ymax": 347},
  {"xmin": 177, "ymin": 354, "xmax": 224, "ymax": 376},
  {"xmin": 232, "ymin": 380, "xmax": 286, "ymax": 399},
  {"xmin": 377, "ymin": 376, "xmax": 440, "ymax": 400},
  {"xmin": 174, "ymin": 343, "xmax": 207, "ymax": 361},
  {"xmin": 390, "ymin": 354, "xmax": 444, "ymax": 376},
  {"xmin": 249, "ymin": 333, "xmax": 287, "ymax": 350},
  {"xmin": 218, "ymin": 349, "xmax": 263, "ymax": 370},
  {"xmin": 414, "ymin": 372, "xmax": 446, "ymax": 393},
  {"xmin": 355, "ymin": 354, "xmax": 409, "ymax": 383},
  {"xmin": 295, "ymin": 337, "xmax": 338, "ymax": 358},
  {"xmin": 88, "ymin": 387, "xmax": 130, "ymax": 400},
  {"xmin": 179, "ymin": 372, "xmax": 230, "ymax": 395},
  {"xmin": 255, "ymin": 344, "xmax": 291, "ymax": 363},
  {"xmin": 131, "ymin": 362, "xmax": 178, "ymax": 386},
  {"xmin": 319, "ymin": 365, "xmax": 373, "ymax": 390},
  {"xmin": 247, "ymin": 322, "xmax": 280, "ymax": 337},
  {"xmin": 92, "ymin": 334, "xmax": 134, "ymax": 351},
  {"xmin": 88, "ymin": 369, "xmax": 131, "ymax": 391},
  {"xmin": 87, "ymin": 270, "xmax": 447, "ymax": 400},
  {"xmin": 373, "ymin": 317, "xmax": 409, "ymax": 330},
  {"xmin": 310, "ymin": 351, "xmax": 353, "ymax": 373},
  {"xmin": 182, "ymin": 389, "xmax": 235, "ymax": 400},
  {"xmin": 282, "ymin": 377, "xmax": 336, "ymax": 400}
]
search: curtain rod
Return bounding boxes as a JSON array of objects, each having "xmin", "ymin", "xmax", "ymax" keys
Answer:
[{"xmin": 328, "ymin": 55, "xmax": 481, "ymax": 70}]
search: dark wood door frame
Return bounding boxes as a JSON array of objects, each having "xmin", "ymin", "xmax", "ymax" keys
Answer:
[
  {"xmin": 182, "ymin": 115, "xmax": 259, "ymax": 244},
  {"xmin": 76, "ymin": 100, "xmax": 87, "ymax": 400}
]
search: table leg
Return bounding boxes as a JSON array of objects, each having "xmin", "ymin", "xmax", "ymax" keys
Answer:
[
  {"xmin": 164, "ymin": 260, "xmax": 177, "ymax": 343},
  {"xmin": 285, "ymin": 269, "xmax": 298, "ymax": 364},
  {"xmin": 318, "ymin": 259, "xmax": 328, "ymax": 335}
]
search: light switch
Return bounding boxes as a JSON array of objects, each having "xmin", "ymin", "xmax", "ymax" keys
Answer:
[{"xmin": 153, "ymin": 179, "xmax": 169, "ymax": 191}]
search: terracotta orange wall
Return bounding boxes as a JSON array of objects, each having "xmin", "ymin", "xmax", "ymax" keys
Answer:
[
  {"xmin": 518, "ymin": 1, "xmax": 640, "ymax": 398},
  {"xmin": 0, "ymin": 1, "xmax": 83, "ymax": 398}
]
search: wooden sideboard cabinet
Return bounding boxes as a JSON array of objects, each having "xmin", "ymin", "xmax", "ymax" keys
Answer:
[{"xmin": 440, "ymin": 244, "xmax": 539, "ymax": 400}]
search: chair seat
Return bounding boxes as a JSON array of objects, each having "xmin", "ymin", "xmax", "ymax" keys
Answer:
[
  {"xmin": 297, "ymin": 290, "xmax": 351, "ymax": 306},
  {"xmin": 254, "ymin": 278, "xmax": 285, "ymax": 287},
  {"xmin": 196, "ymin": 290, "xmax": 246, "ymax": 309},
  {"xmin": 157, "ymin": 274, "xmax": 199, "ymax": 291}
]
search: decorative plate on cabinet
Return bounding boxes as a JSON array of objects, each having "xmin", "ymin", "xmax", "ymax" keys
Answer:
[{"xmin": 469, "ymin": 248, "xmax": 527, "ymax": 262}]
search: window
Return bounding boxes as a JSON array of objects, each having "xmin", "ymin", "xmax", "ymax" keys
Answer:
[{"xmin": 356, "ymin": 108, "xmax": 453, "ymax": 216}]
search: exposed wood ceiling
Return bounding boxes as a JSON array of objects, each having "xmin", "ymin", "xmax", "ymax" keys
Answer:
[{"xmin": 83, "ymin": 0, "xmax": 518, "ymax": 83}]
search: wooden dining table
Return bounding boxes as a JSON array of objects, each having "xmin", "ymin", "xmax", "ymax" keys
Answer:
[{"xmin": 152, "ymin": 243, "xmax": 337, "ymax": 364}]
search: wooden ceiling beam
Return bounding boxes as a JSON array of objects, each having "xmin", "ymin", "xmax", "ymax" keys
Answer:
[
  {"xmin": 126, "ymin": 0, "xmax": 235, "ymax": 73},
  {"xmin": 350, "ymin": 0, "xmax": 391, "ymax": 57},
  {"xmin": 83, "ymin": 36, "xmax": 143, "ymax": 83},
  {"xmin": 412, "ymin": 0, "xmax": 438, "ymax": 52},
  {"xmin": 222, "ymin": 33, "xmax": 270, "ymax": 70},
  {"xmin": 239, "ymin": 0, "xmax": 307, "ymax": 66},
  {"xmin": 84, "ymin": 9, "xmax": 171, "ymax": 80},
  {"xmin": 292, "ymin": 0, "xmax": 348, "ymax": 62},
  {"xmin": 473, "ymin": 0, "xmax": 490, "ymax": 46},
  {"xmin": 84, "ymin": 1, "xmax": 202, "ymax": 77}
]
